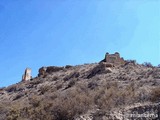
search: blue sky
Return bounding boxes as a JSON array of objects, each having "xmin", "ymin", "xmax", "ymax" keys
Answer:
[{"xmin": 0, "ymin": 0, "xmax": 159, "ymax": 87}]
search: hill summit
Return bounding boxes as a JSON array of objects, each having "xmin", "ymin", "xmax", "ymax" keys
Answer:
[{"xmin": 0, "ymin": 52, "xmax": 160, "ymax": 120}]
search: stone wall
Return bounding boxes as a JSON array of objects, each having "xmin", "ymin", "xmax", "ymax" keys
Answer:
[
  {"xmin": 38, "ymin": 66, "xmax": 64, "ymax": 77},
  {"xmin": 22, "ymin": 68, "xmax": 32, "ymax": 81},
  {"xmin": 104, "ymin": 52, "xmax": 125, "ymax": 65}
]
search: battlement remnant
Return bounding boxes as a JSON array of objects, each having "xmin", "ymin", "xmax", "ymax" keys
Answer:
[
  {"xmin": 101, "ymin": 52, "xmax": 125, "ymax": 65},
  {"xmin": 22, "ymin": 68, "xmax": 32, "ymax": 81},
  {"xmin": 38, "ymin": 67, "xmax": 47, "ymax": 77},
  {"xmin": 38, "ymin": 66, "xmax": 64, "ymax": 77}
]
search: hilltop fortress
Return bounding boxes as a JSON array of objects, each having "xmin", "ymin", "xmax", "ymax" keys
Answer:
[
  {"xmin": 22, "ymin": 52, "xmax": 125, "ymax": 81},
  {"xmin": 101, "ymin": 52, "xmax": 125, "ymax": 65}
]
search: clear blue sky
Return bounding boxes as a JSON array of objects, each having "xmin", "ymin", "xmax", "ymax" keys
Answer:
[{"xmin": 0, "ymin": 0, "xmax": 159, "ymax": 87}]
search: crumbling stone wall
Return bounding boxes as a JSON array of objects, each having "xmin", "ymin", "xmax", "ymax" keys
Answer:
[
  {"xmin": 38, "ymin": 66, "xmax": 64, "ymax": 77},
  {"xmin": 22, "ymin": 68, "xmax": 32, "ymax": 81},
  {"xmin": 103, "ymin": 52, "xmax": 125, "ymax": 65},
  {"xmin": 38, "ymin": 67, "xmax": 47, "ymax": 77}
]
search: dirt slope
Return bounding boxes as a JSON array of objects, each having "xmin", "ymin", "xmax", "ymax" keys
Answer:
[{"xmin": 0, "ymin": 61, "xmax": 160, "ymax": 120}]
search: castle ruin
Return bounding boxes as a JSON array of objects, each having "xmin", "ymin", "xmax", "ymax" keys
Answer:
[
  {"xmin": 102, "ymin": 52, "xmax": 125, "ymax": 65},
  {"xmin": 22, "ymin": 68, "xmax": 32, "ymax": 81}
]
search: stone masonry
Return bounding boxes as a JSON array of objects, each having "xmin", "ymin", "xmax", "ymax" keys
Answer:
[
  {"xmin": 101, "ymin": 52, "xmax": 125, "ymax": 65},
  {"xmin": 22, "ymin": 68, "xmax": 32, "ymax": 81}
]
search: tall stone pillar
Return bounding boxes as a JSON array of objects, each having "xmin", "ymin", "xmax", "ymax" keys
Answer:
[{"xmin": 22, "ymin": 68, "xmax": 32, "ymax": 81}]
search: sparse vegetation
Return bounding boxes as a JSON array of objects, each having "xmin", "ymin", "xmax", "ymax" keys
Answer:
[
  {"xmin": 143, "ymin": 62, "xmax": 153, "ymax": 67},
  {"xmin": 0, "ymin": 60, "xmax": 160, "ymax": 119},
  {"xmin": 5, "ymin": 84, "xmax": 17, "ymax": 92},
  {"xmin": 151, "ymin": 87, "xmax": 160, "ymax": 102},
  {"xmin": 39, "ymin": 85, "xmax": 50, "ymax": 94}
]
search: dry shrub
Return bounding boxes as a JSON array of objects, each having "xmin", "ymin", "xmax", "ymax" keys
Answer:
[
  {"xmin": 93, "ymin": 82, "xmax": 137, "ymax": 110},
  {"xmin": 39, "ymin": 85, "xmax": 51, "ymax": 94},
  {"xmin": 52, "ymin": 76, "xmax": 58, "ymax": 81},
  {"xmin": 63, "ymin": 72, "xmax": 79, "ymax": 81},
  {"xmin": 87, "ymin": 64, "xmax": 106, "ymax": 79},
  {"xmin": 5, "ymin": 84, "xmax": 93, "ymax": 120},
  {"xmin": 151, "ymin": 87, "xmax": 160, "ymax": 102},
  {"xmin": 3, "ymin": 80, "xmax": 153, "ymax": 120},
  {"xmin": 93, "ymin": 85, "xmax": 123, "ymax": 110},
  {"xmin": 143, "ymin": 62, "xmax": 153, "ymax": 67},
  {"xmin": 46, "ymin": 66, "xmax": 64, "ymax": 73},
  {"xmin": 30, "ymin": 79, "xmax": 42, "ymax": 85},
  {"xmin": 6, "ymin": 102, "xmax": 27, "ymax": 120},
  {"xmin": 0, "ymin": 87, "xmax": 5, "ymax": 91},
  {"xmin": 66, "ymin": 78, "xmax": 76, "ymax": 89},
  {"xmin": 56, "ymin": 83, "xmax": 63, "ymax": 90},
  {"xmin": 5, "ymin": 84, "xmax": 17, "ymax": 92},
  {"xmin": 152, "ymin": 69, "xmax": 160, "ymax": 79},
  {"xmin": 29, "ymin": 95, "xmax": 41, "ymax": 107},
  {"xmin": 0, "ymin": 103, "xmax": 9, "ymax": 120},
  {"xmin": 12, "ymin": 93, "xmax": 24, "ymax": 101},
  {"xmin": 65, "ymin": 65, "xmax": 73, "ymax": 69},
  {"xmin": 88, "ymin": 81, "xmax": 98, "ymax": 90},
  {"xmin": 51, "ymin": 94, "xmax": 93, "ymax": 119},
  {"xmin": 7, "ymin": 107, "xmax": 20, "ymax": 120}
]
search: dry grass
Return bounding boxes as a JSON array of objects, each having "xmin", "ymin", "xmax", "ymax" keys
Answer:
[
  {"xmin": 39, "ymin": 85, "xmax": 50, "ymax": 94},
  {"xmin": 151, "ymin": 87, "xmax": 160, "ymax": 102},
  {"xmin": 1, "ymin": 62, "xmax": 160, "ymax": 119},
  {"xmin": 2, "ymin": 81, "xmax": 159, "ymax": 119}
]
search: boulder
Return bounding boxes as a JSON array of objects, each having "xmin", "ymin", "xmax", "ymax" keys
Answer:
[
  {"xmin": 100, "ymin": 62, "xmax": 114, "ymax": 67},
  {"xmin": 46, "ymin": 66, "xmax": 64, "ymax": 73},
  {"xmin": 106, "ymin": 67, "xmax": 112, "ymax": 73},
  {"xmin": 38, "ymin": 67, "xmax": 47, "ymax": 77},
  {"xmin": 38, "ymin": 66, "xmax": 64, "ymax": 77}
]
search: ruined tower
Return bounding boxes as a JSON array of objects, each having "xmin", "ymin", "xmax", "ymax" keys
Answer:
[
  {"xmin": 22, "ymin": 68, "xmax": 32, "ymax": 81},
  {"xmin": 103, "ymin": 52, "xmax": 125, "ymax": 65}
]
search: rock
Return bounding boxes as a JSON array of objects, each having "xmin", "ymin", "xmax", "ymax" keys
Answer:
[
  {"xmin": 100, "ymin": 62, "xmax": 114, "ymax": 67},
  {"xmin": 106, "ymin": 68, "xmax": 112, "ymax": 73},
  {"xmin": 63, "ymin": 72, "xmax": 80, "ymax": 81},
  {"xmin": 65, "ymin": 65, "xmax": 73, "ymax": 69},
  {"xmin": 87, "ymin": 63, "xmax": 112, "ymax": 79},
  {"xmin": 38, "ymin": 66, "xmax": 64, "ymax": 77},
  {"xmin": 38, "ymin": 67, "xmax": 47, "ymax": 77},
  {"xmin": 46, "ymin": 66, "xmax": 64, "ymax": 73}
]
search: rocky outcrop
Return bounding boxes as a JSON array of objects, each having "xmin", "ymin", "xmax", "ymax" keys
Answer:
[
  {"xmin": 124, "ymin": 103, "xmax": 160, "ymax": 120},
  {"xmin": 1, "ymin": 53, "xmax": 159, "ymax": 120},
  {"xmin": 87, "ymin": 62, "xmax": 112, "ymax": 79},
  {"xmin": 46, "ymin": 66, "xmax": 64, "ymax": 73},
  {"xmin": 75, "ymin": 102, "xmax": 160, "ymax": 120},
  {"xmin": 38, "ymin": 67, "xmax": 47, "ymax": 77},
  {"xmin": 100, "ymin": 62, "xmax": 114, "ymax": 67},
  {"xmin": 38, "ymin": 66, "xmax": 64, "ymax": 77}
]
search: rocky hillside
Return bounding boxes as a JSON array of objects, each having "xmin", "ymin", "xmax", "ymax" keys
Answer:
[{"xmin": 0, "ymin": 54, "xmax": 160, "ymax": 120}]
